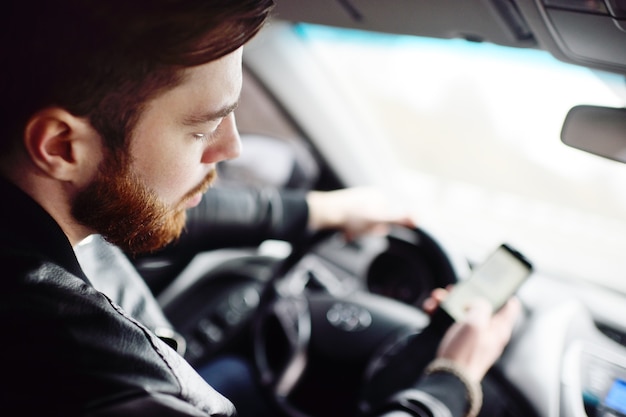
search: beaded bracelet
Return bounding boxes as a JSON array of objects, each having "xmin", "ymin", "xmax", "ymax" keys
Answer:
[{"xmin": 424, "ymin": 358, "xmax": 483, "ymax": 417}]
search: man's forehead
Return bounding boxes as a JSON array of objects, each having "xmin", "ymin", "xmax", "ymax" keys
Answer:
[
  {"xmin": 181, "ymin": 100, "xmax": 240, "ymax": 127},
  {"xmin": 144, "ymin": 50, "xmax": 243, "ymax": 124}
]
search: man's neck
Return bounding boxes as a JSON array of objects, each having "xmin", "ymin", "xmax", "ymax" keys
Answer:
[{"xmin": 4, "ymin": 169, "xmax": 93, "ymax": 247}]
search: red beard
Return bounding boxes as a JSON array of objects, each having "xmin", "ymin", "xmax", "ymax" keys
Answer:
[{"xmin": 72, "ymin": 152, "xmax": 215, "ymax": 255}]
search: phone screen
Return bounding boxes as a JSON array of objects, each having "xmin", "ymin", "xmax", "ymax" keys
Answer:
[{"xmin": 440, "ymin": 244, "xmax": 532, "ymax": 322}]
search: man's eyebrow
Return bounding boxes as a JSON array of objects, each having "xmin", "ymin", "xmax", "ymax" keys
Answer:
[{"xmin": 181, "ymin": 101, "xmax": 239, "ymax": 126}]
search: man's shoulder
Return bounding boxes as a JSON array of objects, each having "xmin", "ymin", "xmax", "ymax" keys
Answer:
[
  {"xmin": 0, "ymin": 252, "xmax": 102, "ymax": 341},
  {"xmin": 0, "ymin": 249, "xmax": 87, "ymax": 293},
  {"xmin": 0, "ymin": 250, "xmax": 236, "ymax": 417},
  {"xmin": 0, "ymin": 252, "xmax": 180, "ymax": 413}
]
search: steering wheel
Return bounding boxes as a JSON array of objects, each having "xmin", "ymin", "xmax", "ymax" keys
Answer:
[{"xmin": 252, "ymin": 226, "xmax": 459, "ymax": 417}]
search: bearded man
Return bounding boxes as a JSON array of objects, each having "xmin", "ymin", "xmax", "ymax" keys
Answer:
[{"xmin": 0, "ymin": 1, "xmax": 519, "ymax": 416}]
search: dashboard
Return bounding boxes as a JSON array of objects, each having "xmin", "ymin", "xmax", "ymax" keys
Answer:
[{"xmin": 153, "ymin": 225, "xmax": 626, "ymax": 417}]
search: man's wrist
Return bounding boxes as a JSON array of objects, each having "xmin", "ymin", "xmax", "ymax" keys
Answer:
[{"xmin": 424, "ymin": 358, "xmax": 483, "ymax": 417}]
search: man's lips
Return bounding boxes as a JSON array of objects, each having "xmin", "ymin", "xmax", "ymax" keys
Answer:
[
  {"xmin": 184, "ymin": 192, "xmax": 203, "ymax": 208},
  {"xmin": 179, "ymin": 169, "xmax": 216, "ymax": 210}
]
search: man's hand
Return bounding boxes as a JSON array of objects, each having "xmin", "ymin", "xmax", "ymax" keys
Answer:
[
  {"xmin": 436, "ymin": 297, "xmax": 521, "ymax": 382},
  {"xmin": 422, "ymin": 288, "xmax": 521, "ymax": 382},
  {"xmin": 306, "ymin": 187, "xmax": 416, "ymax": 240}
]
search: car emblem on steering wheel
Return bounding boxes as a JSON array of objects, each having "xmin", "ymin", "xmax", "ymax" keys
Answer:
[{"xmin": 326, "ymin": 302, "xmax": 372, "ymax": 332}]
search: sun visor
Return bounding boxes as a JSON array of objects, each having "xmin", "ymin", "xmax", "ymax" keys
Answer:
[
  {"xmin": 545, "ymin": 4, "xmax": 626, "ymax": 67},
  {"xmin": 515, "ymin": 0, "xmax": 626, "ymax": 74}
]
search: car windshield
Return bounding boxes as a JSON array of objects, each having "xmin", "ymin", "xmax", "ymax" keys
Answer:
[{"xmin": 294, "ymin": 23, "xmax": 626, "ymax": 292}]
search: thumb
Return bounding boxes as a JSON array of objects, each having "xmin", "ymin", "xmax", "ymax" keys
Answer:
[{"xmin": 462, "ymin": 298, "xmax": 493, "ymax": 325}]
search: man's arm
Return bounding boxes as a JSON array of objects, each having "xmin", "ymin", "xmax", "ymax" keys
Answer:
[
  {"xmin": 179, "ymin": 186, "xmax": 310, "ymax": 251},
  {"xmin": 172, "ymin": 185, "xmax": 415, "ymax": 253}
]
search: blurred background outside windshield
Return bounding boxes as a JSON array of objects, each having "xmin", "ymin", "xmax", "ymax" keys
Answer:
[{"xmin": 296, "ymin": 24, "xmax": 626, "ymax": 292}]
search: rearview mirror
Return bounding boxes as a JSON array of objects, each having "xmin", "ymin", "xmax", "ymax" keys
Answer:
[{"xmin": 561, "ymin": 105, "xmax": 626, "ymax": 164}]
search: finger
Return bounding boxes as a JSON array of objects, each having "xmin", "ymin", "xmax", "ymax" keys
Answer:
[
  {"xmin": 422, "ymin": 297, "xmax": 438, "ymax": 313},
  {"xmin": 421, "ymin": 288, "xmax": 450, "ymax": 313},
  {"xmin": 491, "ymin": 297, "xmax": 522, "ymax": 329},
  {"xmin": 392, "ymin": 214, "xmax": 417, "ymax": 228},
  {"xmin": 431, "ymin": 287, "xmax": 449, "ymax": 302}
]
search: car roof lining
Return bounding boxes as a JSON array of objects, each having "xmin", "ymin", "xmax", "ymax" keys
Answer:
[
  {"xmin": 272, "ymin": 0, "xmax": 626, "ymax": 76},
  {"xmin": 272, "ymin": 0, "xmax": 536, "ymax": 47}
]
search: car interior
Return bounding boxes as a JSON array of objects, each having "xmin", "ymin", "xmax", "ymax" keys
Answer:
[{"xmin": 122, "ymin": 1, "xmax": 626, "ymax": 417}]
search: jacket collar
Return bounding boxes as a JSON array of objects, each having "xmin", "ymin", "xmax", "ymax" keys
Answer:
[{"xmin": 0, "ymin": 177, "xmax": 90, "ymax": 284}]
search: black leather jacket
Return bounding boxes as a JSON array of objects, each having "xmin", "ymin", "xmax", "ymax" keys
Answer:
[
  {"xmin": 0, "ymin": 179, "xmax": 469, "ymax": 417},
  {"xmin": 0, "ymin": 179, "xmax": 235, "ymax": 416}
]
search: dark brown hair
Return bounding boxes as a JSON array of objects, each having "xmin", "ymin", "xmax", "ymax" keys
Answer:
[{"xmin": 0, "ymin": 0, "xmax": 274, "ymax": 153}]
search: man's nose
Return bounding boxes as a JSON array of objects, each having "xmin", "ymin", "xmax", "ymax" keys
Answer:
[{"xmin": 201, "ymin": 113, "xmax": 241, "ymax": 164}]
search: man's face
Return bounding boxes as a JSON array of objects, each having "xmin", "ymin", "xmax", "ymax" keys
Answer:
[{"xmin": 72, "ymin": 48, "xmax": 243, "ymax": 254}]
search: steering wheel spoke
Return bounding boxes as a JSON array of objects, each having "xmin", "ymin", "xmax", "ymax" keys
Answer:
[{"xmin": 253, "ymin": 227, "xmax": 457, "ymax": 417}]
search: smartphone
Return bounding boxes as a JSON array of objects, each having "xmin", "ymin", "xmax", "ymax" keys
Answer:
[{"xmin": 435, "ymin": 243, "xmax": 532, "ymax": 326}]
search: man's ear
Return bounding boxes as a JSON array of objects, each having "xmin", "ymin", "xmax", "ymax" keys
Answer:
[{"xmin": 23, "ymin": 108, "xmax": 102, "ymax": 184}]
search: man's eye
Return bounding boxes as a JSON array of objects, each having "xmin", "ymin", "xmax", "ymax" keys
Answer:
[
  {"xmin": 192, "ymin": 131, "xmax": 218, "ymax": 143},
  {"xmin": 192, "ymin": 118, "xmax": 223, "ymax": 142}
]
